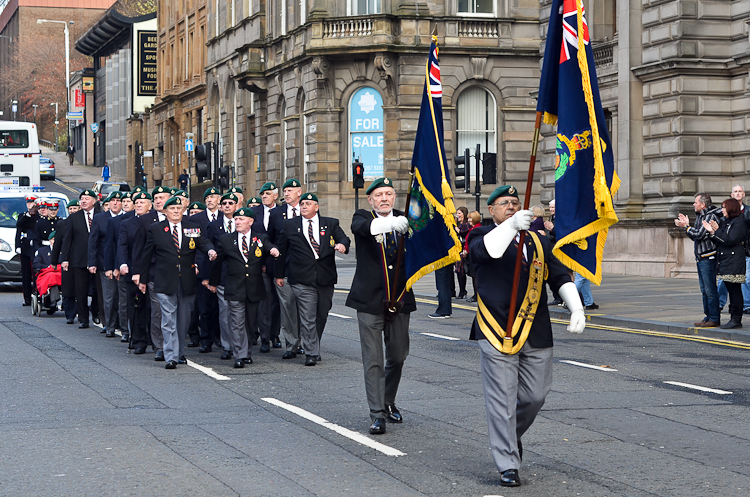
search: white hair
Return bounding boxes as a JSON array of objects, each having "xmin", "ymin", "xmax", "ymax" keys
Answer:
[{"xmin": 549, "ymin": 199, "xmax": 555, "ymax": 206}]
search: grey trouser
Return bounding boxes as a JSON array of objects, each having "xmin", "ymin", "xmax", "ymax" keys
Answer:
[
  {"xmin": 291, "ymin": 284, "xmax": 334, "ymax": 356},
  {"xmin": 479, "ymin": 339, "xmax": 553, "ymax": 473},
  {"xmin": 148, "ymin": 281, "xmax": 163, "ymax": 350},
  {"xmin": 356, "ymin": 311, "xmax": 410, "ymax": 421},
  {"xmin": 228, "ymin": 299, "xmax": 260, "ymax": 360},
  {"xmin": 275, "ymin": 277, "xmax": 299, "ymax": 351},
  {"xmin": 157, "ymin": 287, "xmax": 195, "ymax": 363},
  {"xmin": 100, "ymin": 272, "xmax": 118, "ymax": 332},
  {"xmin": 216, "ymin": 285, "xmax": 232, "ymax": 352},
  {"xmin": 117, "ymin": 276, "xmax": 128, "ymax": 332}
]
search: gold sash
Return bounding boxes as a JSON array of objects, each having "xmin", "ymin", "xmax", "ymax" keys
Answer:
[{"xmin": 476, "ymin": 231, "xmax": 546, "ymax": 355}]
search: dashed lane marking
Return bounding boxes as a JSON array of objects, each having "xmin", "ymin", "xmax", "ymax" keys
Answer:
[
  {"xmin": 186, "ymin": 360, "xmax": 232, "ymax": 381},
  {"xmin": 663, "ymin": 381, "xmax": 732, "ymax": 395},
  {"xmin": 420, "ymin": 332, "xmax": 460, "ymax": 341},
  {"xmin": 261, "ymin": 397, "xmax": 406, "ymax": 457},
  {"xmin": 559, "ymin": 360, "xmax": 618, "ymax": 372},
  {"xmin": 329, "ymin": 312, "xmax": 353, "ymax": 319}
]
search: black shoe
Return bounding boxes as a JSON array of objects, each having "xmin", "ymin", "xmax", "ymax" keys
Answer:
[
  {"xmin": 428, "ymin": 313, "xmax": 450, "ymax": 319},
  {"xmin": 314, "ymin": 355, "xmax": 322, "ymax": 362},
  {"xmin": 721, "ymin": 320, "xmax": 742, "ymax": 329},
  {"xmin": 105, "ymin": 331, "xmax": 116, "ymax": 338},
  {"xmin": 549, "ymin": 298, "xmax": 563, "ymax": 306},
  {"xmin": 120, "ymin": 334, "xmax": 129, "ymax": 343},
  {"xmin": 154, "ymin": 350, "xmax": 165, "ymax": 361},
  {"xmin": 22, "ymin": 301, "xmax": 31, "ymax": 306},
  {"xmin": 165, "ymin": 360, "xmax": 177, "ymax": 370},
  {"xmin": 177, "ymin": 356, "xmax": 187, "ymax": 365},
  {"xmin": 305, "ymin": 355, "xmax": 316, "ymax": 366},
  {"xmin": 133, "ymin": 347, "xmax": 146, "ymax": 355},
  {"xmin": 259, "ymin": 342, "xmax": 271, "ymax": 353},
  {"xmin": 385, "ymin": 404, "xmax": 402, "ymax": 423},
  {"xmin": 220, "ymin": 351, "xmax": 233, "ymax": 360},
  {"xmin": 251, "ymin": 338, "xmax": 258, "ymax": 346},
  {"xmin": 282, "ymin": 351, "xmax": 297, "ymax": 359},
  {"xmin": 466, "ymin": 296, "xmax": 477, "ymax": 303},
  {"xmin": 500, "ymin": 469, "xmax": 521, "ymax": 487},
  {"xmin": 187, "ymin": 341, "xmax": 199, "ymax": 348},
  {"xmin": 585, "ymin": 303, "xmax": 599, "ymax": 310},
  {"xmin": 214, "ymin": 339, "xmax": 222, "ymax": 348},
  {"xmin": 79, "ymin": 323, "xmax": 89, "ymax": 329},
  {"xmin": 233, "ymin": 359, "xmax": 244, "ymax": 368},
  {"xmin": 198, "ymin": 345, "xmax": 212, "ymax": 353},
  {"xmin": 272, "ymin": 340, "xmax": 282, "ymax": 349},
  {"xmin": 92, "ymin": 316, "xmax": 101, "ymax": 325},
  {"xmin": 100, "ymin": 328, "xmax": 106, "ymax": 333},
  {"xmin": 369, "ymin": 418, "xmax": 386, "ymax": 435},
  {"xmin": 66, "ymin": 318, "xmax": 74, "ymax": 324},
  {"xmin": 242, "ymin": 357, "xmax": 253, "ymax": 364},
  {"xmin": 296, "ymin": 346, "xmax": 305, "ymax": 355},
  {"xmin": 457, "ymin": 292, "xmax": 467, "ymax": 299}
]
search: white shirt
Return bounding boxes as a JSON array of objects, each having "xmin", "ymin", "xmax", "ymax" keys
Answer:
[
  {"xmin": 286, "ymin": 203, "xmax": 300, "ymax": 219},
  {"xmin": 109, "ymin": 210, "xmax": 123, "ymax": 217},
  {"xmin": 84, "ymin": 208, "xmax": 95, "ymax": 232},
  {"xmin": 171, "ymin": 222, "xmax": 182, "ymax": 248},
  {"xmin": 237, "ymin": 231, "xmax": 251, "ymax": 262},
  {"xmin": 158, "ymin": 212, "xmax": 166, "ymax": 222},
  {"xmin": 263, "ymin": 205, "xmax": 273, "ymax": 230},
  {"xmin": 303, "ymin": 215, "xmax": 320, "ymax": 260},
  {"xmin": 207, "ymin": 208, "xmax": 219, "ymax": 223},
  {"xmin": 223, "ymin": 215, "xmax": 234, "ymax": 233}
]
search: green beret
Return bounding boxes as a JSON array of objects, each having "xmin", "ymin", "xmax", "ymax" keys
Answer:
[
  {"xmin": 365, "ymin": 177, "xmax": 394, "ymax": 195},
  {"xmin": 79, "ymin": 189, "xmax": 97, "ymax": 199},
  {"xmin": 246, "ymin": 197, "xmax": 262, "ymax": 205},
  {"xmin": 234, "ymin": 207, "xmax": 255, "ymax": 218},
  {"xmin": 48, "ymin": 231, "xmax": 56, "ymax": 240},
  {"xmin": 203, "ymin": 186, "xmax": 220, "ymax": 199},
  {"xmin": 109, "ymin": 191, "xmax": 124, "ymax": 200},
  {"xmin": 152, "ymin": 185, "xmax": 169, "ymax": 197},
  {"xmin": 228, "ymin": 186, "xmax": 243, "ymax": 194},
  {"xmin": 132, "ymin": 192, "xmax": 152, "ymax": 201},
  {"xmin": 123, "ymin": 191, "xmax": 133, "ymax": 200},
  {"xmin": 68, "ymin": 200, "xmax": 79, "ymax": 207},
  {"xmin": 221, "ymin": 192, "xmax": 238, "ymax": 203},
  {"xmin": 102, "ymin": 194, "xmax": 112, "ymax": 203},
  {"xmin": 188, "ymin": 201, "xmax": 206, "ymax": 211},
  {"xmin": 301, "ymin": 192, "xmax": 318, "ymax": 203},
  {"xmin": 131, "ymin": 185, "xmax": 145, "ymax": 193},
  {"xmin": 164, "ymin": 196, "xmax": 184, "ymax": 208},
  {"xmin": 174, "ymin": 189, "xmax": 188, "ymax": 198},
  {"xmin": 282, "ymin": 178, "xmax": 301, "ymax": 189},
  {"xmin": 487, "ymin": 185, "xmax": 519, "ymax": 206},
  {"xmin": 260, "ymin": 182, "xmax": 277, "ymax": 193}
]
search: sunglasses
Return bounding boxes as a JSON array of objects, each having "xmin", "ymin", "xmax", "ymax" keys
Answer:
[{"xmin": 221, "ymin": 201, "xmax": 236, "ymax": 206}]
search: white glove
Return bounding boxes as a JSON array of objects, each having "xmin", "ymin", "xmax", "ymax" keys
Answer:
[
  {"xmin": 558, "ymin": 281, "xmax": 585, "ymax": 333},
  {"xmin": 15, "ymin": 248, "xmax": 21, "ymax": 254},
  {"xmin": 392, "ymin": 216, "xmax": 409, "ymax": 234},
  {"xmin": 509, "ymin": 210, "xmax": 534, "ymax": 231},
  {"xmin": 370, "ymin": 217, "xmax": 393, "ymax": 235}
]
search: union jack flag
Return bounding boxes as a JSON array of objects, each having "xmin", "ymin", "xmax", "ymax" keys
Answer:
[
  {"xmin": 429, "ymin": 44, "xmax": 442, "ymax": 99},
  {"xmin": 560, "ymin": 0, "xmax": 589, "ymax": 64}
]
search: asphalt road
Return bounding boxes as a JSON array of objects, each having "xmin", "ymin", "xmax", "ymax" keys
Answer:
[{"xmin": 1, "ymin": 284, "xmax": 749, "ymax": 497}]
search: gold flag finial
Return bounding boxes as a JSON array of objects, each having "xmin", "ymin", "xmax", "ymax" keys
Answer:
[{"xmin": 432, "ymin": 25, "xmax": 438, "ymax": 37}]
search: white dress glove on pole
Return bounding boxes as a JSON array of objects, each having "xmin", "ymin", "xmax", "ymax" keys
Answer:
[
  {"xmin": 392, "ymin": 216, "xmax": 409, "ymax": 234},
  {"xmin": 482, "ymin": 210, "xmax": 534, "ymax": 259},
  {"xmin": 559, "ymin": 281, "xmax": 585, "ymax": 333}
]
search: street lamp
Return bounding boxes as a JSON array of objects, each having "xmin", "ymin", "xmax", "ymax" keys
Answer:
[
  {"xmin": 51, "ymin": 102, "xmax": 59, "ymax": 151},
  {"xmin": 32, "ymin": 104, "xmax": 38, "ymax": 123},
  {"xmin": 11, "ymin": 99, "xmax": 17, "ymax": 121},
  {"xmin": 37, "ymin": 19, "xmax": 73, "ymax": 144}
]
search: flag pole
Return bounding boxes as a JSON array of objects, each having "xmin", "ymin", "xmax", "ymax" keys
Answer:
[{"xmin": 505, "ymin": 110, "xmax": 543, "ymax": 338}]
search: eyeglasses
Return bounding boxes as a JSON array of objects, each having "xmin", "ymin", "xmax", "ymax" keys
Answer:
[
  {"xmin": 492, "ymin": 200, "xmax": 521, "ymax": 208},
  {"xmin": 221, "ymin": 201, "xmax": 236, "ymax": 206},
  {"xmin": 371, "ymin": 190, "xmax": 395, "ymax": 199}
]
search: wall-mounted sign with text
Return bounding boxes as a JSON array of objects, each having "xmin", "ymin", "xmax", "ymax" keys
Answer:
[{"xmin": 138, "ymin": 31, "xmax": 157, "ymax": 96}]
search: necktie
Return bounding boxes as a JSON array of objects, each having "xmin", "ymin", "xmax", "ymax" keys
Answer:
[
  {"xmin": 242, "ymin": 235, "xmax": 248, "ymax": 258},
  {"xmin": 227, "ymin": 219, "xmax": 233, "ymax": 233},
  {"xmin": 292, "ymin": 206, "xmax": 298, "ymax": 218},
  {"xmin": 86, "ymin": 211, "xmax": 92, "ymax": 231},
  {"xmin": 308, "ymin": 219, "xmax": 320, "ymax": 257},
  {"xmin": 172, "ymin": 225, "xmax": 180, "ymax": 251},
  {"xmin": 211, "ymin": 213, "xmax": 216, "ymax": 222}
]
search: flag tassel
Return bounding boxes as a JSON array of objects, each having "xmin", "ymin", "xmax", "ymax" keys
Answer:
[{"xmin": 506, "ymin": 110, "xmax": 543, "ymax": 339}]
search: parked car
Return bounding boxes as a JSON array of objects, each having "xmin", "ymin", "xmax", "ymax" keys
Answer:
[
  {"xmin": 91, "ymin": 180, "xmax": 131, "ymax": 200},
  {"xmin": 39, "ymin": 156, "xmax": 55, "ymax": 180}
]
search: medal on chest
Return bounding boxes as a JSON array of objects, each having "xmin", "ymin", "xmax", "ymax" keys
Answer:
[
  {"xmin": 255, "ymin": 246, "xmax": 262, "ymax": 258},
  {"xmin": 330, "ymin": 237, "xmax": 335, "ymax": 247},
  {"xmin": 189, "ymin": 238, "xmax": 196, "ymax": 249}
]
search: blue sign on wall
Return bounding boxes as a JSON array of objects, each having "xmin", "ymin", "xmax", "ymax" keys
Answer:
[{"xmin": 350, "ymin": 87, "xmax": 384, "ymax": 180}]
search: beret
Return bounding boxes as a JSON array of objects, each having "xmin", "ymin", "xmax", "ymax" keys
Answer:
[
  {"xmin": 234, "ymin": 207, "xmax": 255, "ymax": 218},
  {"xmin": 123, "ymin": 191, "xmax": 133, "ymax": 199},
  {"xmin": 68, "ymin": 200, "xmax": 79, "ymax": 207},
  {"xmin": 48, "ymin": 231, "xmax": 56, "ymax": 240},
  {"xmin": 152, "ymin": 185, "xmax": 169, "ymax": 197},
  {"xmin": 132, "ymin": 192, "xmax": 152, "ymax": 201},
  {"xmin": 188, "ymin": 201, "xmax": 206, "ymax": 210},
  {"xmin": 79, "ymin": 189, "xmax": 97, "ymax": 199},
  {"xmin": 109, "ymin": 191, "xmax": 124, "ymax": 200},
  {"xmin": 168, "ymin": 187, "xmax": 178, "ymax": 195},
  {"xmin": 221, "ymin": 192, "xmax": 239, "ymax": 203},
  {"xmin": 246, "ymin": 197, "xmax": 261, "ymax": 205},
  {"xmin": 101, "ymin": 194, "xmax": 112, "ymax": 203},
  {"xmin": 228, "ymin": 186, "xmax": 243, "ymax": 194},
  {"xmin": 203, "ymin": 186, "xmax": 221, "ymax": 199},
  {"xmin": 164, "ymin": 196, "xmax": 184, "ymax": 208},
  {"xmin": 131, "ymin": 185, "xmax": 145, "ymax": 193},
  {"xmin": 282, "ymin": 178, "xmax": 301, "ymax": 189},
  {"xmin": 260, "ymin": 182, "xmax": 277, "ymax": 193},
  {"xmin": 301, "ymin": 192, "xmax": 318, "ymax": 203},
  {"xmin": 365, "ymin": 177, "xmax": 394, "ymax": 195},
  {"xmin": 487, "ymin": 185, "xmax": 519, "ymax": 206},
  {"xmin": 174, "ymin": 189, "xmax": 188, "ymax": 198}
]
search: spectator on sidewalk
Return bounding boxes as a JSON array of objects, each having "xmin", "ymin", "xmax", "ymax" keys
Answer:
[
  {"xmin": 574, "ymin": 273, "xmax": 598, "ymax": 310},
  {"xmin": 67, "ymin": 144, "xmax": 75, "ymax": 166},
  {"xmin": 178, "ymin": 169, "xmax": 189, "ymax": 192},
  {"xmin": 454, "ymin": 206, "xmax": 470, "ymax": 300},
  {"xmin": 717, "ymin": 184, "xmax": 750, "ymax": 314},
  {"xmin": 529, "ymin": 204, "xmax": 546, "ymax": 234},
  {"xmin": 102, "ymin": 162, "xmax": 110, "ymax": 182},
  {"xmin": 544, "ymin": 199, "xmax": 564, "ymax": 306},
  {"xmin": 152, "ymin": 164, "xmax": 163, "ymax": 187},
  {"xmin": 464, "ymin": 210, "xmax": 482, "ymax": 303},
  {"xmin": 674, "ymin": 192, "xmax": 722, "ymax": 327}
]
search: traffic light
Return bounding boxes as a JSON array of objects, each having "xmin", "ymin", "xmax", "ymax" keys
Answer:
[
  {"xmin": 454, "ymin": 148, "xmax": 470, "ymax": 193},
  {"xmin": 352, "ymin": 158, "xmax": 365, "ymax": 189},
  {"xmin": 195, "ymin": 143, "xmax": 212, "ymax": 182},
  {"xmin": 482, "ymin": 152, "xmax": 497, "ymax": 185},
  {"xmin": 218, "ymin": 165, "xmax": 230, "ymax": 189}
]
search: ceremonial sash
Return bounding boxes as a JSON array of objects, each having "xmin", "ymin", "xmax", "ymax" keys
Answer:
[{"xmin": 476, "ymin": 231, "xmax": 546, "ymax": 355}]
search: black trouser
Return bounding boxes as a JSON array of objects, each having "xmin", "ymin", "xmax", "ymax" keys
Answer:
[
  {"xmin": 128, "ymin": 280, "xmax": 151, "ymax": 349},
  {"xmin": 457, "ymin": 270, "xmax": 467, "ymax": 297},
  {"xmin": 197, "ymin": 283, "xmax": 219, "ymax": 348},
  {"xmin": 93, "ymin": 270, "xmax": 107, "ymax": 330},
  {"xmin": 726, "ymin": 281, "xmax": 743, "ymax": 323},
  {"xmin": 21, "ymin": 254, "xmax": 33, "ymax": 304},
  {"xmin": 71, "ymin": 267, "xmax": 92, "ymax": 324}
]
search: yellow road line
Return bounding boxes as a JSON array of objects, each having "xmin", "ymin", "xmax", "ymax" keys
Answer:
[{"xmin": 54, "ymin": 180, "xmax": 79, "ymax": 194}]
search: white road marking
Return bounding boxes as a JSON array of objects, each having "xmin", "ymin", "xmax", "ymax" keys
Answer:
[
  {"xmin": 261, "ymin": 397, "xmax": 406, "ymax": 457},
  {"xmin": 663, "ymin": 381, "xmax": 732, "ymax": 395},
  {"xmin": 329, "ymin": 312, "xmax": 353, "ymax": 319},
  {"xmin": 187, "ymin": 360, "xmax": 231, "ymax": 381},
  {"xmin": 420, "ymin": 332, "xmax": 461, "ymax": 341},
  {"xmin": 559, "ymin": 360, "xmax": 618, "ymax": 372}
]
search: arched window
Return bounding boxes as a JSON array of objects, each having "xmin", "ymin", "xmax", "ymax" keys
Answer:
[{"xmin": 457, "ymin": 86, "xmax": 496, "ymax": 157}]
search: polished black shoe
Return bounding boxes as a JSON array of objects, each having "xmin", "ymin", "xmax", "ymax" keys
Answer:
[
  {"xmin": 500, "ymin": 469, "xmax": 521, "ymax": 487},
  {"xmin": 133, "ymin": 347, "xmax": 146, "ymax": 355},
  {"xmin": 92, "ymin": 316, "xmax": 101, "ymax": 325},
  {"xmin": 369, "ymin": 418, "xmax": 386, "ymax": 435},
  {"xmin": 305, "ymin": 355, "xmax": 316, "ymax": 366},
  {"xmin": 105, "ymin": 331, "xmax": 116, "ymax": 338},
  {"xmin": 187, "ymin": 341, "xmax": 199, "ymax": 348},
  {"xmin": 385, "ymin": 404, "xmax": 402, "ymax": 423},
  {"xmin": 79, "ymin": 323, "xmax": 89, "ymax": 329},
  {"xmin": 251, "ymin": 338, "xmax": 258, "ymax": 346},
  {"xmin": 233, "ymin": 359, "xmax": 244, "ymax": 368},
  {"xmin": 100, "ymin": 328, "xmax": 106, "ymax": 333},
  {"xmin": 259, "ymin": 341, "xmax": 271, "ymax": 353},
  {"xmin": 66, "ymin": 318, "xmax": 74, "ymax": 324},
  {"xmin": 198, "ymin": 345, "xmax": 212, "ymax": 353},
  {"xmin": 220, "ymin": 351, "xmax": 233, "ymax": 360},
  {"xmin": 177, "ymin": 356, "xmax": 187, "ymax": 365},
  {"xmin": 242, "ymin": 357, "xmax": 253, "ymax": 364},
  {"xmin": 154, "ymin": 350, "xmax": 165, "ymax": 362},
  {"xmin": 466, "ymin": 296, "xmax": 477, "ymax": 303},
  {"xmin": 165, "ymin": 360, "xmax": 177, "ymax": 370},
  {"xmin": 120, "ymin": 334, "xmax": 129, "ymax": 343},
  {"xmin": 272, "ymin": 340, "xmax": 282, "ymax": 349},
  {"xmin": 296, "ymin": 346, "xmax": 305, "ymax": 355},
  {"xmin": 585, "ymin": 303, "xmax": 600, "ymax": 310},
  {"xmin": 314, "ymin": 355, "xmax": 322, "ymax": 362},
  {"xmin": 282, "ymin": 351, "xmax": 297, "ymax": 359}
]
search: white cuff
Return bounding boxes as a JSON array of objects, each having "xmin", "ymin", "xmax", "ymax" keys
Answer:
[{"xmin": 482, "ymin": 221, "xmax": 518, "ymax": 259}]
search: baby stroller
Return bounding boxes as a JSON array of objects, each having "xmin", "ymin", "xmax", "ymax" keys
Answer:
[{"xmin": 32, "ymin": 265, "xmax": 62, "ymax": 317}]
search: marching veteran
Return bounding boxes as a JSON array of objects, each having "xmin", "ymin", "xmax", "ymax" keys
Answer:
[
  {"xmin": 139, "ymin": 196, "xmax": 217, "ymax": 369},
  {"xmin": 209, "ymin": 207, "xmax": 280, "ymax": 368},
  {"xmin": 345, "ymin": 177, "xmax": 415, "ymax": 435},
  {"xmin": 467, "ymin": 185, "xmax": 585, "ymax": 487}
]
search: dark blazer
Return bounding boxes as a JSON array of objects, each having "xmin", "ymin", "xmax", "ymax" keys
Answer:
[
  {"xmin": 345, "ymin": 209, "xmax": 416, "ymax": 314},
  {"xmin": 267, "ymin": 203, "xmax": 298, "ymax": 244},
  {"xmin": 140, "ymin": 220, "xmax": 214, "ymax": 295},
  {"xmin": 206, "ymin": 215, "xmax": 235, "ymax": 286},
  {"xmin": 50, "ymin": 217, "xmax": 68, "ymax": 266},
  {"xmin": 104, "ymin": 211, "xmax": 134, "ymax": 271},
  {"xmin": 251, "ymin": 204, "xmax": 277, "ymax": 277},
  {"xmin": 275, "ymin": 215, "xmax": 350, "ymax": 287},
  {"xmin": 131, "ymin": 209, "xmax": 160, "ymax": 277},
  {"xmin": 209, "ymin": 231, "xmax": 276, "ymax": 301},
  {"xmin": 711, "ymin": 216, "xmax": 749, "ymax": 278},
  {"xmin": 116, "ymin": 214, "xmax": 141, "ymax": 270},
  {"xmin": 33, "ymin": 245, "xmax": 52, "ymax": 271},
  {"xmin": 189, "ymin": 209, "xmax": 221, "ymax": 279},
  {"xmin": 87, "ymin": 211, "xmax": 113, "ymax": 269},
  {"xmin": 15, "ymin": 211, "xmax": 39, "ymax": 257},
  {"xmin": 32, "ymin": 216, "xmax": 58, "ymax": 249},
  {"xmin": 61, "ymin": 209, "xmax": 96, "ymax": 268}
]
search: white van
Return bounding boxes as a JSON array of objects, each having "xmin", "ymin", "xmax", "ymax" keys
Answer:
[{"xmin": 0, "ymin": 121, "xmax": 41, "ymax": 189}]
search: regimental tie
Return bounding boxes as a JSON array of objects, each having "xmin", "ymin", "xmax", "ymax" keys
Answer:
[
  {"xmin": 242, "ymin": 234, "xmax": 249, "ymax": 258},
  {"xmin": 227, "ymin": 219, "xmax": 233, "ymax": 233},
  {"xmin": 292, "ymin": 206, "xmax": 298, "ymax": 218},
  {"xmin": 308, "ymin": 219, "xmax": 320, "ymax": 256},
  {"xmin": 86, "ymin": 211, "xmax": 92, "ymax": 231},
  {"xmin": 172, "ymin": 225, "xmax": 180, "ymax": 251}
]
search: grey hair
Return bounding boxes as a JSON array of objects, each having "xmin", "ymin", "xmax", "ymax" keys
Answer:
[{"xmin": 695, "ymin": 192, "xmax": 712, "ymax": 206}]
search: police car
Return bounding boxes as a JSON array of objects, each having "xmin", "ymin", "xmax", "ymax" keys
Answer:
[{"xmin": 0, "ymin": 188, "xmax": 69, "ymax": 282}]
